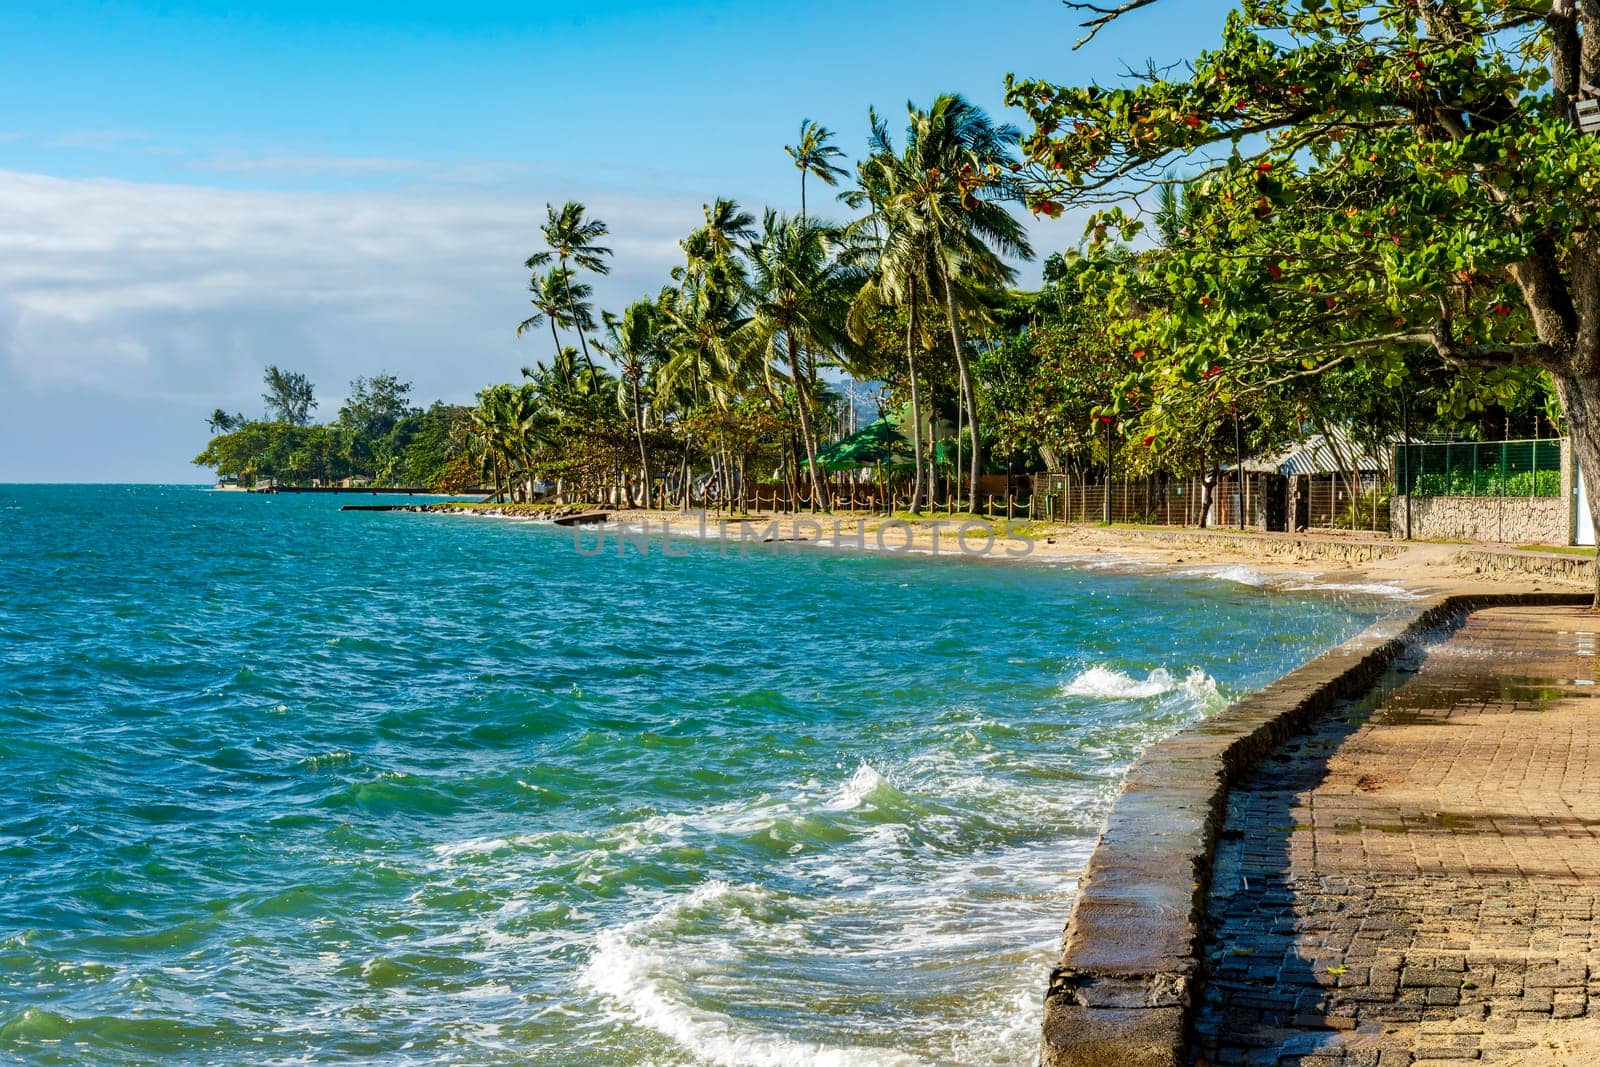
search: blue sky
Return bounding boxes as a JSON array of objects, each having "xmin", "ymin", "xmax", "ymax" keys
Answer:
[{"xmin": 0, "ymin": 0, "xmax": 1234, "ymax": 481}]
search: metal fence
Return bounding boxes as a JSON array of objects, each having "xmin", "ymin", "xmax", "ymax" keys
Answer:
[
  {"xmin": 1031, "ymin": 470, "xmax": 1392, "ymax": 533},
  {"xmin": 1395, "ymin": 439, "xmax": 1561, "ymax": 498}
]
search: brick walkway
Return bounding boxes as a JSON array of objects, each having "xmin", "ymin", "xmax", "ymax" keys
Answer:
[{"xmin": 1189, "ymin": 606, "xmax": 1600, "ymax": 1066}]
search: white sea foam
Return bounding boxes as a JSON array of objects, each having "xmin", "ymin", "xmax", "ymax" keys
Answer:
[
  {"xmin": 1181, "ymin": 564, "xmax": 1269, "ymax": 586},
  {"xmin": 1063, "ymin": 665, "xmax": 1222, "ymax": 708},
  {"xmin": 823, "ymin": 761, "xmax": 892, "ymax": 811},
  {"xmin": 581, "ymin": 883, "xmax": 926, "ymax": 1067},
  {"xmin": 1064, "ymin": 666, "xmax": 1173, "ymax": 699}
]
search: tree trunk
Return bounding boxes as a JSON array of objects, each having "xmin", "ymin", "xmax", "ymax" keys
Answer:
[
  {"xmin": 557, "ymin": 255, "xmax": 599, "ymax": 384},
  {"xmin": 1554, "ymin": 373, "xmax": 1600, "ymax": 606},
  {"xmin": 631, "ymin": 381, "xmax": 652, "ymax": 509},
  {"xmin": 906, "ymin": 283, "xmax": 925, "ymax": 514},
  {"xmin": 790, "ymin": 336, "xmax": 829, "ymax": 512},
  {"xmin": 941, "ymin": 265, "xmax": 981, "ymax": 513},
  {"xmin": 680, "ymin": 436, "xmax": 693, "ymax": 510}
]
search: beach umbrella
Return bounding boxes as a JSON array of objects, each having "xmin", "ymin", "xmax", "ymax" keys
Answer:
[{"xmin": 815, "ymin": 417, "xmax": 912, "ymax": 471}]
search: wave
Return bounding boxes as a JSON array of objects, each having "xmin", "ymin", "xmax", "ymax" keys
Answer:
[
  {"xmin": 1180, "ymin": 564, "xmax": 1269, "ymax": 587},
  {"xmin": 822, "ymin": 761, "xmax": 899, "ymax": 812},
  {"xmin": 1063, "ymin": 665, "xmax": 1216, "ymax": 702},
  {"xmin": 580, "ymin": 882, "xmax": 926, "ymax": 1067}
]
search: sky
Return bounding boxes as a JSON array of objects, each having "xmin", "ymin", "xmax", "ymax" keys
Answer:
[{"xmin": 0, "ymin": 0, "xmax": 1235, "ymax": 482}]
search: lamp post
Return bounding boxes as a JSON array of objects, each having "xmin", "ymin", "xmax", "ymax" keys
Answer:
[{"xmin": 1232, "ymin": 405, "xmax": 1245, "ymax": 530}]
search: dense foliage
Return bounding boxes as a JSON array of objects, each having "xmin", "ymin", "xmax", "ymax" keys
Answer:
[
  {"xmin": 194, "ymin": 366, "xmax": 468, "ymax": 489},
  {"xmin": 196, "ymin": 11, "xmax": 1573, "ymax": 523},
  {"xmin": 1005, "ymin": 0, "xmax": 1600, "ymax": 536}
]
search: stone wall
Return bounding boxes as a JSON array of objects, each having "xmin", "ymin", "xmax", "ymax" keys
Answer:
[{"xmin": 1390, "ymin": 495, "xmax": 1569, "ymax": 545}]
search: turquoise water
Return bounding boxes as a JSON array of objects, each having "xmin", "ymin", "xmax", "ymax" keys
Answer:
[{"xmin": 0, "ymin": 486, "xmax": 1385, "ymax": 1065}]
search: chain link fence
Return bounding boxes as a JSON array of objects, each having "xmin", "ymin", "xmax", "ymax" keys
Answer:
[{"xmin": 1395, "ymin": 440, "xmax": 1562, "ymax": 498}]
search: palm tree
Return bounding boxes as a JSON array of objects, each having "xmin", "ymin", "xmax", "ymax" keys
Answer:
[
  {"xmin": 658, "ymin": 257, "xmax": 750, "ymax": 509},
  {"xmin": 845, "ymin": 109, "xmax": 945, "ymax": 511},
  {"xmin": 676, "ymin": 198, "xmax": 757, "ymax": 282},
  {"xmin": 738, "ymin": 212, "xmax": 861, "ymax": 512},
  {"xmin": 206, "ymin": 408, "xmax": 243, "ymax": 434},
  {"xmin": 889, "ymin": 94, "xmax": 1034, "ymax": 510},
  {"xmin": 785, "ymin": 119, "xmax": 847, "ymax": 220},
  {"xmin": 527, "ymin": 201, "xmax": 612, "ymax": 376},
  {"xmin": 600, "ymin": 301, "xmax": 665, "ymax": 508},
  {"xmin": 468, "ymin": 383, "xmax": 544, "ymax": 502},
  {"xmin": 517, "ymin": 266, "xmax": 595, "ymax": 365},
  {"xmin": 1153, "ymin": 174, "xmax": 1203, "ymax": 247}
]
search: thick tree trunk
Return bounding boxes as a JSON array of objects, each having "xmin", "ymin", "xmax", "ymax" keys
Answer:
[
  {"xmin": 1554, "ymin": 373, "xmax": 1600, "ymax": 606},
  {"xmin": 941, "ymin": 266, "xmax": 981, "ymax": 513},
  {"xmin": 906, "ymin": 284, "xmax": 925, "ymax": 514}
]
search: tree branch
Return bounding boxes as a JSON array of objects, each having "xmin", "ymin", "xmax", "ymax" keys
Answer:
[
  {"xmin": 1430, "ymin": 313, "xmax": 1559, "ymax": 371},
  {"xmin": 1064, "ymin": 0, "xmax": 1163, "ymax": 48}
]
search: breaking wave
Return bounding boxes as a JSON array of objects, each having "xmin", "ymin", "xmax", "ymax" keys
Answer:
[{"xmin": 1063, "ymin": 665, "xmax": 1218, "ymax": 703}]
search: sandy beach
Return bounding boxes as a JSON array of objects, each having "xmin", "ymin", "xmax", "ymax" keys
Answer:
[{"xmin": 514, "ymin": 506, "xmax": 1595, "ymax": 600}]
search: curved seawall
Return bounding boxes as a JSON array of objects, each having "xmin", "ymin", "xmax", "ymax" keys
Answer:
[{"xmin": 1038, "ymin": 590, "xmax": 1591, "ymax": 1067}]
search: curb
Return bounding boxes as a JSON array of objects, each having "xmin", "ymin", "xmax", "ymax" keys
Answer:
[{"xmin": 1039, "ymin": 591, "xmax": 1593, "ymax": 1067}]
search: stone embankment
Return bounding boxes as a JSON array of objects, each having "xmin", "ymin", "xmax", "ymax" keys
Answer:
[{"xmin": 1039, "ymin": 592, "xmax": 1593, "ymax": 1067}]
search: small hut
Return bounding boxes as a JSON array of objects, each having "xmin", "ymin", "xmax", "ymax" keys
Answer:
[{"xmin": 1238, "ymin": 431, "xmax": 1388, "ymax": 532}]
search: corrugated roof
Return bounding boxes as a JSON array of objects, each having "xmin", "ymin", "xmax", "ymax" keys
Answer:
[{"xmin": 1238, "ymin": 431, "xmax": 1387, "ymax": 477}]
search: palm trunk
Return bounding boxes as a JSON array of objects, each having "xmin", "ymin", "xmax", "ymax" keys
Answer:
[
  {"xmin": 631, "ymin": 381, "xmax": 651, "ymax": 508},
  {"xmin": 906, "ymin": 283, "xmax": 925, "ymax": 514},
  {"xmin": 941, "ymin": 264, "xmax": 980, "ymax": 513},
  {"xmin": 557, "ymin": 254, "xmax": 599, "ymax": 385},
  {"xmin": 790, "ymin": 336, "xmax": 829, "ymax": 512},
  {"xmin": 680, "ymin": 434, "xmax": 693, "ymax": 510}
]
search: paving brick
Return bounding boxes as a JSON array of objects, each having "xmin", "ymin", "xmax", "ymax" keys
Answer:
[{"xmin": 1184, "ymin": 607, "xmax": 1600, "ymax": 1066}]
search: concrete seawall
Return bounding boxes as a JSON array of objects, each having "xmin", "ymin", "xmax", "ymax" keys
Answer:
[{"xmin": 1039, "ymin": 591, "xmax": 1592, "ymax": 1067}]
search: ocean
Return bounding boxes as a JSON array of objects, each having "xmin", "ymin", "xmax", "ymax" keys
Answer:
[{"xmin": 0, "ymin": 485, "xmax": 1385, "ymax": 1065}]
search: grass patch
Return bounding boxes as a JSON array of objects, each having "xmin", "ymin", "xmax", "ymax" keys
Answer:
[{"xmin": 1512, "ymin": 543, "xmax": 1596, "ymax": 557}]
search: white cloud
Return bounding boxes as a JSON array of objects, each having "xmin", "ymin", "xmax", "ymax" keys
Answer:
[{"xmin": 0, "ymin": 168, "xmax": 701, "ymax": 427}]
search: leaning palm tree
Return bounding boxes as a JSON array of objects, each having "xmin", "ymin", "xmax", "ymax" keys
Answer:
[
  {"xmin": 737, "ymin": 212, "xmax": 862, "ymax": 512},
  {"xmin": 526, "ymin": 201, "xmax": 612, "ymax": 374},
  {"xmin": 889, "ymin": 94, "xmax": 1034, "ymax": 511},
  {"xmin": 785, "ymin": 119, "xmax": 847, "ymax": 220}
]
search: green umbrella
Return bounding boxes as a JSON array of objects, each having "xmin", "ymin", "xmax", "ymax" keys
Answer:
[{"xmin": 814, "ymin": 417, "xmax": 912, "ymax": 471}]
